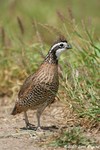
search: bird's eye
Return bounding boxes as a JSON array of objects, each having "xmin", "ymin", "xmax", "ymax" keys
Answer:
[{"xmin": 59, "ymin": 43, "xmax": 64, "ymax": 48}]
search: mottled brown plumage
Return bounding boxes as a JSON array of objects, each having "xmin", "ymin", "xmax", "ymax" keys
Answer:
[{"xmin": 11, "ymin": 38, "xmax": 72, "ymax": 129}]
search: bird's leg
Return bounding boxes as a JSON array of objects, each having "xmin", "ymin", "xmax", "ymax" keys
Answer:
[
  {"xmin": 36, "ymin": 103, "xmax": 47, "ymax": 130},
  {"xmin": 36, "ymin": 111, "xmax": 41, "ymax": 129},
  {"xmin": 24, "ymin": 111, "xmax": 35, "ymax": 129}
]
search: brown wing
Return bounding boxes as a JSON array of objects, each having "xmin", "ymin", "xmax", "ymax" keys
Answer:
[
  {"xmin": 18, "ymin": 73, "xmax": 36, "ymax": 99},
  {"xmin": 11, "ymin": 63, "xmax": 59, "ymax": 115},
  {"xmin": 11, "ymin": 72, "xmax": 39, "ymax": 115}
]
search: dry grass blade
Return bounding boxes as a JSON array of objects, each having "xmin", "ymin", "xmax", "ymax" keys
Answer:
[
  {"xmin": 38, "ymin": 23, "xmax": 63, "ymax": 37},
  {"xmin": 32, "ymin": 20, "xmax": 45, "ymax": 59},
  {"xmin": 1, "ymin": 27, "xmax": 5, "ymax": 46},
  {"xmin": 32, "ymin": 20, "xmax": 43, "ymax": 44},
  {"xmin": 68, "ymin": 7, "xmax": 74, "ymax": 20},
  {"xmin": 57, "ymin": 11, "xmax": 66, "ymax": 22},
  {"xmin": 17, "ymin": 16, "xmax": 24, "ymax": 35}
]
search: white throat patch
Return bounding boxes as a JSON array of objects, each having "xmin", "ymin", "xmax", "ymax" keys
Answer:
[
  {"xmin": 56, "ymin": 48, "xmax": 66, "ymax": 58},
  {"xmin": 52, "ymin": 42, "xmax": 68, "ymax": 59}
]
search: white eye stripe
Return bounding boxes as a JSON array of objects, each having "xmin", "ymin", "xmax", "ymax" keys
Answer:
[{"xmin": 50, "ymin": 42, "xmax": 67, "ymax": 52}]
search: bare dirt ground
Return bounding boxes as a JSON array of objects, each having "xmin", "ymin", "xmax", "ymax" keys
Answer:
[{"xmin": 0, "ymin": 97, "xmax": 100, "ymax": 150}]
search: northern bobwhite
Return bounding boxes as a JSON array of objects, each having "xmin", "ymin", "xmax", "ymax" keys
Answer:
[{"xmin": 11, "ymin": 37, "xmax": 72, "ymax": 129}]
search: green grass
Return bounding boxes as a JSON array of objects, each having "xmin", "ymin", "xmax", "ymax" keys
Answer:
[
  {"xmin": 50, "ymin": 127, "xmax": 96, "ymax": 147},
  {"xmin": 0, "ymin": 0, "xmax": 100, "ymax": 131}
]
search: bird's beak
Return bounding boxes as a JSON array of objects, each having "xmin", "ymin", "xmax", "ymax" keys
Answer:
[{"xmin": 66, "ymin": 43, "xmax": 72, "ymax": 49}]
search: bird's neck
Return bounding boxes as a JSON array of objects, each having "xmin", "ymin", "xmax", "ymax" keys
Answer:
[{"xmin": 44, "ymin": 53, "xmax": 58, "ymax": 64}]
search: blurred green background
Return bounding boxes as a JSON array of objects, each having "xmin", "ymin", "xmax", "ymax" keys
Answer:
[
  {"xmin": 0, "ymin": 0, "xmax": 100, "ymax": 39},
  {"xmin": 0, "ymin": 0, "xmax": 100, "ymax": 126}
]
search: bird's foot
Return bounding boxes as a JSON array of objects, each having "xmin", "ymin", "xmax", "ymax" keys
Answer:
[
  {"xmin": 36, "ymin": 126, "xmax": 44, "ymax": 132},
  {"xmin": 26, "ymin": 123, "xmax": 35, "ymax": 129}
]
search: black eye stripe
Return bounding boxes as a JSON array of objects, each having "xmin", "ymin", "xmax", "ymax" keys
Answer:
[{"xmin": 59, "ymin": 43, "xmax": 64, "ymax": 48}]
